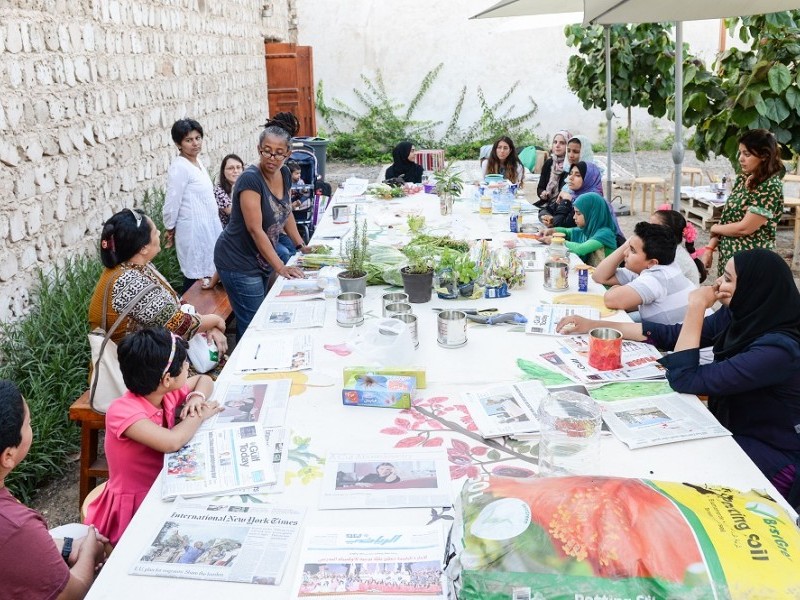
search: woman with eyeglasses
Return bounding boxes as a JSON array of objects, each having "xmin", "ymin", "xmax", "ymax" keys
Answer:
[
  {"xmin": 88, "ymin": 208, "xmax": 229, "ymax": 354},
  {"xmin": 163, "ymin": 118, "xmax": 223, "ymax": 294},
  {"xmin": 214, "ymin": 112, "xmax": 312, "ymax": 340}
]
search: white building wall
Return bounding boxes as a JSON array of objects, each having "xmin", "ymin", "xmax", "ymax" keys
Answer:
[
  {"xmin": 0, "ymin": 0, "xmax": 296, "ymax": 319},
  {"xmin": 298, "ymin": 0, "xmax": 733, "ymax": 145}
]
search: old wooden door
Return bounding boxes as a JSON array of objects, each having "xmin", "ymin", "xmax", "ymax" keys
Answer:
[{"xmin": 265, "ymin": 42, "xmax": 317, "ymax": 137}]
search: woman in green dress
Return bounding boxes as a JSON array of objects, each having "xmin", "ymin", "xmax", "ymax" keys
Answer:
[{"xmin": 703, "ymin": 129, "xmax": 785, "ymax": 276}]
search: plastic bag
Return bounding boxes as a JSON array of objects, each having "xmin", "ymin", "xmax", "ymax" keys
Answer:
[{"xmin": 186, "ymin": 332, "xmax": 219, "ymax": 373}]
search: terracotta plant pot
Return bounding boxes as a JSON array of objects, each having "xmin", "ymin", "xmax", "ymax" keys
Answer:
[{"xmin": 401, "ymin": 267, "xmax": 434, "ymax": 303}]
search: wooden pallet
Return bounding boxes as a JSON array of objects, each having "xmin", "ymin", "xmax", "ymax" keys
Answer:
[{"xmin": 679, "ymin": 196, "xmax": 724, "ymax": 230}]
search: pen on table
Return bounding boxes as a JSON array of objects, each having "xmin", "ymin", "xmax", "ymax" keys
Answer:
[{"xmin": 253, "ymin": 343, "xmax": 261, "ymax": 360}]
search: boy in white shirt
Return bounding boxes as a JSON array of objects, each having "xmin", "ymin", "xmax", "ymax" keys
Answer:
[{"xmin": 592, "ymin": 222, "xmax": 695, "ymax": 325}]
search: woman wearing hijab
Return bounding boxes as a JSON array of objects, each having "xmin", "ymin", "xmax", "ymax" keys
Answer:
[
  {"xmin": 537, "ymin": 130, "xmax": 571, "ymax": 202},
  {"xmin": 384, "ymin": 141, "xmax": 424, "ymax": 184},
  {"xmin": 541, "ymin": 192, "xmax": 617, "ymax": 265},
  {"xmin": 556, "ymin": 249, "xmax": 800, "ymax": 505}
]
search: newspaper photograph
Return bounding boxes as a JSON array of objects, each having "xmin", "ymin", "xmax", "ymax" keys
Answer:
[
  {"xmin": 536, "ymin": 338, "xmax": 665, "ymax": 384},
  {"xmin": 204, "ymin": 378, "xmax": 291, "ymax": 430},
  {"xmin": 601, "ymin": 392, "xmax": 731, "ymax": 449},
  {"xmin": 234, "ymin": 333, "xmax": 313, "ymax": 373},
  {"xmin": 319, "ymin": 450, "xmax": 452, "ymax": 510},
  {"xmin": 130, "ymin": 499, "xmax": 305, "ymax": 585},
  {"xmin": 293, "ymin": 526, "xmax": 445, "ymax": 599},
  {"xmin": 526, "ymin": 304, "xmax": 600, "ymax": 335},
  {"xmin": 162, "ymin": 423, "xmax": 274, "ymax": 500},
  {"xmin": 257, "ymin": 300, "xmax": 327, "ymax": 330},
  {"xmin": 273, "ymin": 278, "xmax": 327, "ymax": 301},
  {"xmin": 462, "ymin": 380, "xmax": 549, "ymax": 438}
]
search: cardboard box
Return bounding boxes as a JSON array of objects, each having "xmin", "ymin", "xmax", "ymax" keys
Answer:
[
  {"xmin": 342, "ymin": 367, "xmax": 427, "ymax": 389},
  {"xmin": 342, "ymin": 374, "xmax": 416, "ymax": 409}
]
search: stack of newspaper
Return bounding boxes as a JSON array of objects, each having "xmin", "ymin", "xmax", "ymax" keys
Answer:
[
  {"xmin": 161, "ymin": 379, "xmax": 292, "ymax": 500},
  {"xmin": 536, "ymin": 336, "xmax": 666, "ymax": 384}
]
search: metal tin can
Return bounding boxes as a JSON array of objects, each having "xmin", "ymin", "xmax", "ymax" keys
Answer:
[
  {"xmin": 393, "ymin": 313, "xmax": 419, "ymax": 348},
  {"xmin": 543, "ymin": 260, "xmax": 570, "ymax": 291},
  {"xmin": 336, "ymin": 292, "xmax": 364, "ymax": 327},
  {"xmin": 384, "ymin": 302, "xmax": 412, "ymax": 319},
  {"xmin": 437, "ymin": 310, "xmax": 467, "ymax": 348}
]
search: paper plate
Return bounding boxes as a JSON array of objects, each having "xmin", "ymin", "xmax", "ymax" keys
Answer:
[{"xmin": 552, "ymin": 293, "xmax": 618, "ymax": 317}]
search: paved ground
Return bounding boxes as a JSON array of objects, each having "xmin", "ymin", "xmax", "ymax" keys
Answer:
[{"xmin": 31, "ymin": 152, "xmax": 800, "ymax": 526}]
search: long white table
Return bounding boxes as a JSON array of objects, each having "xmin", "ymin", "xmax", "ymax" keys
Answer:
[{"xmin": 86, "ymin": 193, "xmax": 796, "ymax": 599}]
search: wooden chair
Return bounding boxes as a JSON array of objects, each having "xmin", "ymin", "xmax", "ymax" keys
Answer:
[
  {"xmin": 80, "ymin": 481, "xmax": 107, "ymax": 522},
  {"xmin": 69, "ymin": 391, "xmax": 107, "ymax": 507},
  {"xmin": 69, "ymin": 282, "xmax": 233, "ymax": 509},
  {"xmin": 181, "ymin": 281, "xmax": 234, "ymax": 325},
  {"xmin": 629, "ymin": 176, "xmax": 668, "ymax": 214},
  {"xmin": 681, "ymin": 167, "xmax": 703, "ymax": 187}
]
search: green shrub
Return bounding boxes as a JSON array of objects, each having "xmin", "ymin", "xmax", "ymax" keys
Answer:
[
  {"xmin": 0, "ymin": 187, "xmax": 181, "ymax": 504},
  {"xmin": 141, "ymin": 188, "xmax": 183, "ymax": 290},
  {"xmin": 0, "ymin": 257, "xmax": 102, "ymax": 503},
  {"xmin": 317, "ymin": 66, "xmax": 541, "ymax": 163}
]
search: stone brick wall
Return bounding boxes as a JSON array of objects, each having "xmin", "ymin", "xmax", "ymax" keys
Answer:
[{"xmin": 0, "ymin": 0, "xmax": 296, "ymax": 320}]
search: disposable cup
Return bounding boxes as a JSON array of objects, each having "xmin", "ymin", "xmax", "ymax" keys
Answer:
[{"xmin": 538, "ymin": 391, "xmax": 602, "ymax": 476}]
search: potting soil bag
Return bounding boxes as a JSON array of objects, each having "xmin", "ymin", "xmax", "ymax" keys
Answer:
[{"xmin": 447, "ymin": 475, "xmax": 800, "ymax": 599}]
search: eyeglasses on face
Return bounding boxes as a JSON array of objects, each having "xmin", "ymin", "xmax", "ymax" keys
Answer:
[{"xmin": 259, "ymin": 148, "xmax": 288, "ymax": 160}]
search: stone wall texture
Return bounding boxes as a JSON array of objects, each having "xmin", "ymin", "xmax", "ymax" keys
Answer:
[{"xmin": 0, "ymin": 0, "xmax": 296, "ymax": 320}]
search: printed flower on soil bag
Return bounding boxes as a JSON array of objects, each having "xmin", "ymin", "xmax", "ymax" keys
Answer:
[{"xmin": 487, "ymin": 476, "xmax": 703, "ymax": 582}]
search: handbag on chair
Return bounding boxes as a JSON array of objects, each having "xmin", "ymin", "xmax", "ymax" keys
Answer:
[{"xmin": 88, "ymin": 276, "xmax": 157, "ymax": 413}]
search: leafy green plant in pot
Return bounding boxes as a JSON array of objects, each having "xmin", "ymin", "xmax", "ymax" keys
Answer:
[
  {"xmin": 400, "ymin": 243, "xmax": 435, "ymax": 303},
  {"xmin": 338, "ymin": 218, "xmax": 369, "ymax": 296},
  {"xmin": 433, "ymin": 162, "xmax": 464, "ymax": 216}
]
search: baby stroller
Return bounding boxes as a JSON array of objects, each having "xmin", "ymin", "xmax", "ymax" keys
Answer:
[{"xmin": 289, "ymin": 139, "xmax": 329, "ymax": 243}]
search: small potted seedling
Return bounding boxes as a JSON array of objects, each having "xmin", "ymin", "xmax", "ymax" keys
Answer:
[
  {"xmin": 338, "ymin": 218, "xmax": 369, "ymax": 296},
  {"xmin": 400, "ymin": 243, "xmax": 435, "ymax": 303}
]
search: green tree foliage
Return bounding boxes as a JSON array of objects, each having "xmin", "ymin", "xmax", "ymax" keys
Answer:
[{"xmin": 685, "ymin": 12, "xmax": 800, "ymax": 162}]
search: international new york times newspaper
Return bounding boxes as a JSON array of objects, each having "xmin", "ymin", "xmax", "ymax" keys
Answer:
[{"xmin": 130, "ymin": 500, "xmax": 304, "ymax": 585}]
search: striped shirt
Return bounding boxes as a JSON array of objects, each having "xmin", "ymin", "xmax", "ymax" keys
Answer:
[{"xmin": 615, "ymin": 262, "xmax": 695, "ymax": 325}]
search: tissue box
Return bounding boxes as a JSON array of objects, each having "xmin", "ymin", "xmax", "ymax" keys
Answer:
[
  {"xmin": 342, "ymin": 367, "xmax": 427, "ymax": 388},
  {"xmin": 342, "ymin": 374, "xmax": 416, "ymax": 409}
]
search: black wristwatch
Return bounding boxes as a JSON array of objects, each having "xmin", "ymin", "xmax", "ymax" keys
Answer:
[
  {"xmin": 295, "ymin": 243, "xmax": 304, "ymax": 250},
  {"xmin": 61, "ymin": 537, "xmax": 73, "ymax": 564}
]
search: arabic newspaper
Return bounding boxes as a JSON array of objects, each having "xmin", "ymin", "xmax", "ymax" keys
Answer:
[
  {"xmin": 462, "ymin": 380, "xmax": 549, "ymax": 438},
  {"xmin": 600, "ymin": 392, "xmax": 731, "ymax": 449},
  {"xmin": 319, "ymin": 450, "xmax": 452, "ymax": 510},
  {"xmin": 234, "ymin": 333, "xmax": 313, "ymax": 373},
  {"xmin": 293, "ymin": 526, "xmax": 446, "ymax": 599},
  {"xmin": 537, "ymin": 337, "xmax": 665, "ymax": 384},
  {"xmin": 161, "ymin": 423, "xmax": 274, "ymax": 500},
  {"xmin": 256, "ymin": 300, "xmax": 327, "ymax": 330},
  {"xmin": 130, "ymin": 499, "xmax": 304, "ymax": 585},
  {"xmin": 526, "ymin": 304, "xmax": 600, "ymax": 335}
]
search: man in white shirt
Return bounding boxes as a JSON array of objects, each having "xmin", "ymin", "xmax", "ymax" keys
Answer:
[{"xmin": 592, "ymin": 222, "xmax": 695, "ymax": 325}]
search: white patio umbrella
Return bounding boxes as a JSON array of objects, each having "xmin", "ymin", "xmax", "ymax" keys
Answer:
[{"xmin": 474, "ymin": 0, "xmax": 800, "ymax": 208}]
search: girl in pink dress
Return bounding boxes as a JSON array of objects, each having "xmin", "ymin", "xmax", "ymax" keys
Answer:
[{"xmin": 85, "ymin": 328, "xmax": 220, "ymax": 545}]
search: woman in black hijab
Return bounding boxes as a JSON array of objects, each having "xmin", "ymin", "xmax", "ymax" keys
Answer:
[
  {"xmin": 385, "ymin": 141, "xmax": 423, "ymax": 184},
  {"xmin": 556, "ymin": 248, "xmax": 800, "ymax": 506}
]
